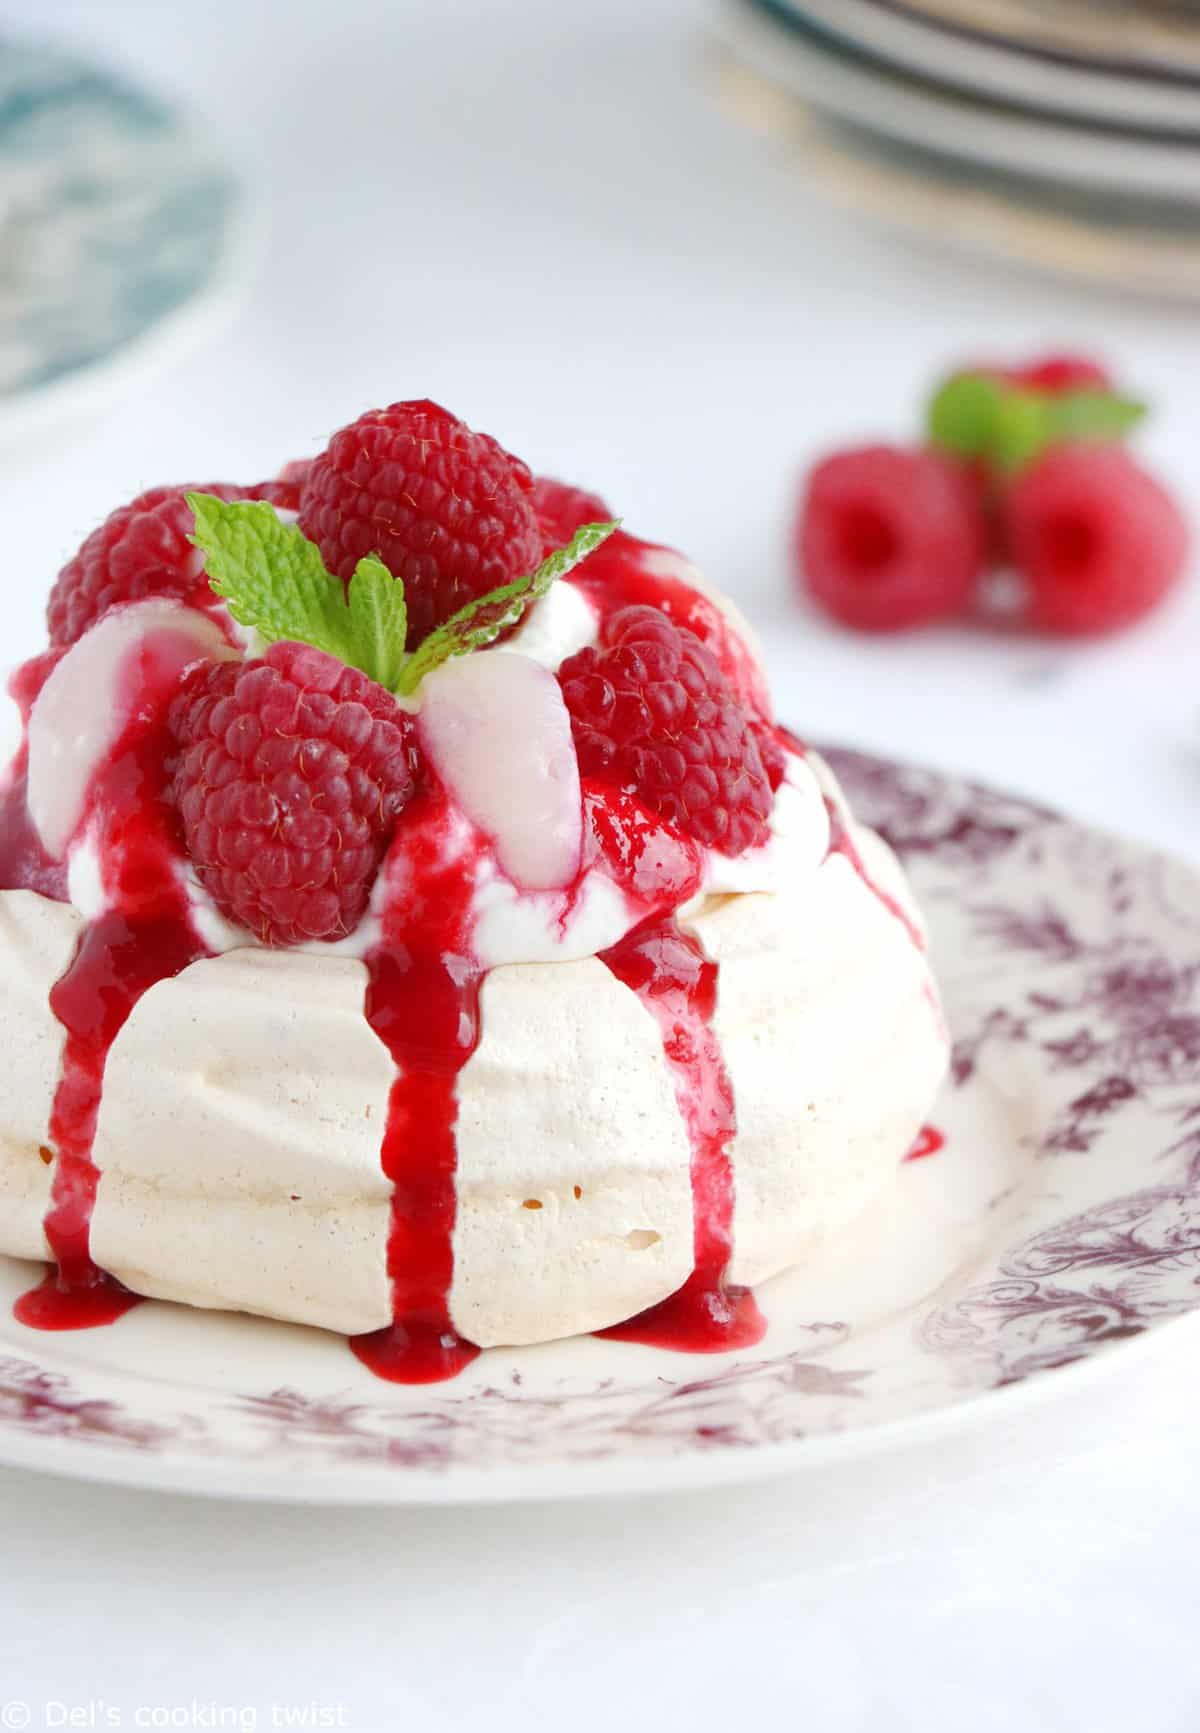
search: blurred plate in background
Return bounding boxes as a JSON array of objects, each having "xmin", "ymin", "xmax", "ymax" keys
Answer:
[
  {"xmin": 775, "ymin": 0, "xmax": 1200, "ymax": 132},
  {"xmin": 717, "ymin": 2, "xmax": 1200, "ymax": 202},
  {"xmin": 713, "ymin": 1, "xmax": 1200, "ymax": 302},
  {"xmin": 0, "ymin": 38, "xmax": 250, "ymax": 439},
  {"xmin": 888, "ymin": 0, "xmax": 1200, "ymax": 80}
]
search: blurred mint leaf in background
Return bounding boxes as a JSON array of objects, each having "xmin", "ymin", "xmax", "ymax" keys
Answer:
[
  {"xmin": 927, "ymin": 372, "xmax": 1005, "ymax": 459},
  {"xmin": 990, "ymin": 390, "xmax": 1054, "ymax": 473},
  {"xmin": 1045, "ymin": 389, "xmax": 1146, "ymax": 445},
  {"xmin": 928, "ymin": 373, "xmax": 1147, "ymax": 474}
]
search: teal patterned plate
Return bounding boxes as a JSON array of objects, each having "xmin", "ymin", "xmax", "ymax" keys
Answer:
[{"xmin": 0, "ymin": 38, "xmax": 248, "ymax": 433}]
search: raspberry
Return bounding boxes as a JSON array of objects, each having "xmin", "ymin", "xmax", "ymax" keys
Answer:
[
  {"xmin": 298, "ymin": 399, "xmax": 542, "ymax": 649},
  {"xmin": 268, "ymin": 459, "xmax": 312, "ymax": 510},
  {"xmin": 751, "ymin": 720, "xmax": 787, "ymax": 791},
  {"xmin": 532, "ymin": 475, "xmax": 613, "ymax": 550},
  {"xmin": 567, "ymin": 529, "xmax": 774, "ymax": 719},
  {"xmin": 1005, "ymin": 444, "xmax": 1188, "ymax": 636},
  {"xmin": 798, "ymin": 445, "xmax": 985, "ymax": 631},
  {"xmin": 955, "ymin": 355, "xmax": 1112, "ymax": 394},
  {"xmin": 48, "ymin": 480, "xmax": 291, "ymax": 647},
  {"xmin": 559, "ymin": 605, "xmax": 773, "ymax": 857},
  {"xmin": 167, "ymin": 642, "xmax": 416, "ymax": 945},
  {"xmin": 1008, "ymin": 354, "xmax": 1112, "ymax": 394}
]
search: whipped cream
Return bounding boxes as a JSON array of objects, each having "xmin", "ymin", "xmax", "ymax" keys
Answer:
[
  {"xmin": 501, "ymin": 577, "xmax": 598, "ymax": 668},
  {"xmin": 42, "ymin": 566, "xmax": 825, "ymax": 980}
]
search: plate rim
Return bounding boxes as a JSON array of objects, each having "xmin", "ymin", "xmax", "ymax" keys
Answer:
[{"xmin": 0, "ymin": 1297, "xmax": 1194, "ymax": 1505}]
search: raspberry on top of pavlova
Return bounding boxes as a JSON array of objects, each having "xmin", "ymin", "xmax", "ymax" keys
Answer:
[{"xmin": 0, "ymin": 399, "xmax": 948, "ymax": 1382}]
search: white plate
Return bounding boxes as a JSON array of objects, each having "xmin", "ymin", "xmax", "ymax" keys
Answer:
[
  {"xmin": 3, "ymin": 749, "xmax": 1199, "ymax": 1504},
  {"xmin": 0, "ymin": 37, "xmax": 251, "ymax": 440},
  {"xmin": 718, "ymin": 1, "xmax": 1200, "ymax": 205},
  {"xmin": 777, "ymin": 0, "xmax": 1200, "ymax": 133}
]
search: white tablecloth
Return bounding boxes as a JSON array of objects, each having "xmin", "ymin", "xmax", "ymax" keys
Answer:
[{"xmin": 0, "ymin": 1, "xmax": 1198, "ymax": 1725}]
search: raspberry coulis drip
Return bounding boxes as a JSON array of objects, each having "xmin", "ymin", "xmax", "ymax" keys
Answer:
[
  {"xmin": 582, "ymin": 785, "xmax": 704, "ymax": 912},
  {"xmin": 0, "ymin": 759, "xmax": 69, "ymax": 906},
  {"xmin": 0, "ymin": 653, "xmax": 69, "ymax": 903},
  {"xmin": 351, "ymin": 788, "xmax": 483, "ymax": 1384},
  {"xmin": 571, "ymin": 530, "xmax": 773, "ymax": 716},
  {"xmin": 12, "ymin": 680, "xmax": 209, "ymax": 1331},
  {"xmin": 597, "ymin": 913, "xmax": 765, "ymax": 1354},
  {"xmin": 16, "ymin": 910, "xmax": 201, "ymax": 1330},
  {"xmin": 823, "ymin": 796, "xmax": 924, "ymax": 952},
  {"xmin": 905, "ymin": 1124, "xmax": 945, "ymax": 1162}
]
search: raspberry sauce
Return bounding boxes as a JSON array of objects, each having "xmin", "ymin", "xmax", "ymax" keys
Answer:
[
  {"xmin": 12, "ymin": 681, "xmax": 208, "ymax": 1332},
  {"xmin": 582, "ymin": 785, "xmax": 703, "ymax": 914},
  {"xmin": 571, "ymin": 531, "xmax": 773, "ymax": 717},
  {"xmin": 905, "ymin": 1124, "xmax": 945, "ymax": 1162},
  {"xmin": 823, "ymin": 796, "xmax": 924, "ymax": 953},
  {"xmin": 0, "ymin": 761, "xmax": 69, "ymax": 905},
  {"xmin": 351, "ymin": 790, "xmax": 482, "ymax": 1384},
  {"xmin": 597, "ymin": 914, "xmax": 765, "ymax": 1354},
  {"xmin": 0, "ymin": 653, "xmax": 69, "ymax": 903}
]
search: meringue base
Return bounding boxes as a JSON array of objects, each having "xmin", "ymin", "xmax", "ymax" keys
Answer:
[{"xmin": 0, "ymin": 815, "xmax": 946, "ymax": 1350}]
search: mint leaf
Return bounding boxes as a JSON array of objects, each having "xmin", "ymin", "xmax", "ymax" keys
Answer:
[
  {"xmin": 928, "ymin": 374, "xmax": 1149, "ymax": 473},
  {"xmin": 188, "ymin": 494, "xmax": 356, "ymax": 663},
  {"xmin": 397, "ymin": 518, "xmax": 619, "ymax": 696},
  {"xmin": 990, "ymin": 390, "xmax": 1054, "ymax": 473},
  {"xmin": 928, "ymin": 372, "xmax": 1004, "ymax": 458},
  {"xmin": 191, "ymin": 495, "xmax": 619, "ymax": 702},
  {"xmin": 347, "ymin": 554, "xmax": 408, "ymax": 692},
  {"xmin": 1045, "ymin": 389, "xmax": 1146, "ymax": 444},
  {"xmin": 990, "ymin": 388, "xmax": 1147, "ymax": 472}
]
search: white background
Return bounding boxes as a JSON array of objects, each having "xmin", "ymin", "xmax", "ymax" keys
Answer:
[{"xmin": 0, "ymin": 0, "xmax": 1198, "ymax": 1726}]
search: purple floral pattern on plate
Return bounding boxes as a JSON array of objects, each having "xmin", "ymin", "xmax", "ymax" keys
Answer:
[{"xmin": 1, "ymin": 749, "xmax": 1198, "ymax": 1501}]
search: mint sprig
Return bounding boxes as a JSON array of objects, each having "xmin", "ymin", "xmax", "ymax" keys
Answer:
[
  {"xmin": 347, "ymin": 553, "xmax": 408, "ymax": 694},
  {"xmin": 188, "ymin": 494, "xmax": 618, "ymax": 697},
  {"xmin": 398, "ymin": 519, "xmax": 614, "ymax": 695},
  {"xmin": 190, "ymin": 494, "xmax": 358, "ymax": 664},
  {"xmin": 927, "ymin": 372, "xmax": 1146, "ymax": 473}
]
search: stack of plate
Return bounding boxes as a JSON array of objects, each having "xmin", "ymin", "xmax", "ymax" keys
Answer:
[{"xmin": 712, "ymin": 0, "xmax": 1200, "ymax": 298}]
